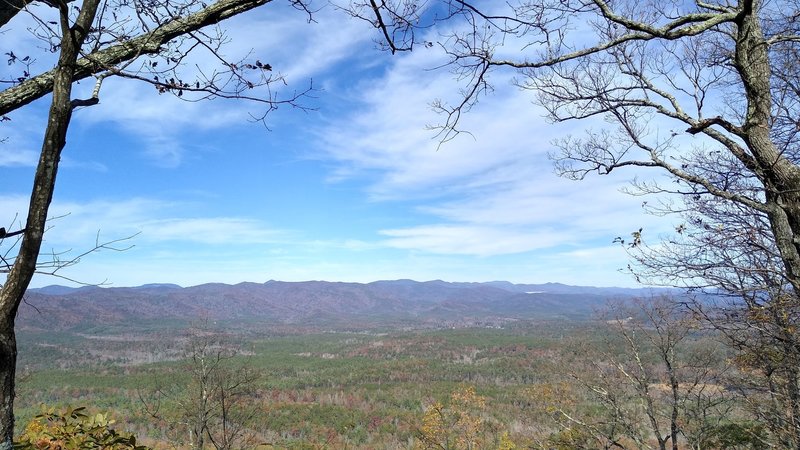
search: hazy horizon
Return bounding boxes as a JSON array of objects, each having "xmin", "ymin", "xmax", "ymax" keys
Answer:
[{"xmin": 29, "ymin": 278, "xmax": 659, "ymax": 290}]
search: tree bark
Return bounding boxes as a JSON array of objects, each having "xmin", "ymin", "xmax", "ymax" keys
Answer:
[
  {"xmin": 735, "ymin": 7, "xmax": 800, "ymax": 441},
  {"xmin": 732, "ymin": 1, "xmax": 800, "ymax": 294},
  {"xmin": 0, "ymin": 326, "xmax": 16, "ymax": 450},
  {"xmin": 0, "ymin": 0, "xmax": 100, "ymax": 444},
  {"xmin": 0, "ymin": 0, "xmax": 29, "ymax": 29}
]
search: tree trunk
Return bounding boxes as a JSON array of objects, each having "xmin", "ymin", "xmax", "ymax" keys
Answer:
[
  {"xmin": 735, "ymin": 7, "xmax": 800, "ymax": 445},
  {"xmin": 667, "ymin": 358, "xmax": 680, "ymax": 450},
  {"xmin": 734, "ymin": 1, "xmax": 800, "ymax": 292},
  {"xmin": 0, "ymin": 324, "xmax": 16, "ymax": 450},
  {"xmin": 0, "ymin": 0, "xmax": 100, "ymax": 444},
  {"xmin": 780, "ymin": 334, "xmax": 800, "ymax": 449}
]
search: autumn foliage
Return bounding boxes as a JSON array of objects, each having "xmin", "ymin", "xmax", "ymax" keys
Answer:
[
  {"xmin": 416, "ymin": 386, "xmax": 516, "ymax": 450},
  {"xmin": 14, "ymin": 406, "xmax": 150, "ymax": 450}
]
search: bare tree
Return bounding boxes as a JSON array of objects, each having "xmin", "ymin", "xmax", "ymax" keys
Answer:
[
  {"xmin": 0, "ymin": 0, "xmax": 310, "ymax": 444},
  {"xmin": 627, "ymin": 188, "xmax": 800, "ymax": 447},
  {"xmin": 535, "ymin": 297, "xmax": 736, "ymax": 450},
  {"xmin": 591, "ymin": 141, "xmax": 800, "ymax": 446},
  {"xmin": 140, "ymin": 324, "xmax": 262, "ymax": 449},
  {"xmin": 354, "ymin": 0, "xmax": 800, "ymax": 445}
]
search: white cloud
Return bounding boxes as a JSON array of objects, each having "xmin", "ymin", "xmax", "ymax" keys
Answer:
[
  {"xmin": 69, "ymin": 3, "xmax": 374, "ymax": 168},
  {"xmin": 139, "ymin": 217, "xmax": 286, "ymax": 244},
  {"xmin": 314, "ymin": 25, "xmax": 676, "ymax": 258},
  {"xmin": 0, "ymin": 104, "xmax": 49, "ymax": 169},
  {"xmin": 0, "ymin": 195, "xmax": 30, "ymax": 230},
  {"xmin": 420, "ymin": 173, "xmax": 670, "ymax": 233},
  {"xmin": 380, "ymin": 224, "xmax": 574, "ymax": 256},
  {"xmin": 317, "ymin": 46, "xmax": 536, "ymax": 199},
  {"xmin": 60, "ymin": 157, "xmax": 108, "ymax": 171},
  {"xmin": 0, "ymin": 148, "xmax": 37, "ymax": 166},
  {"xmin": 2, "ymin": 3, "xmax": 686, "ymax": 288},
  {"xmin": 76, "ymin": 77, "xmax": 241, "ymax": 167},
  {"xmin": 221, "ymin": 4, "xmax": 376, "ymax": 82},
  {"xmin": 0, "ymin": 195, "xmax": 287, "ymax": 248}
]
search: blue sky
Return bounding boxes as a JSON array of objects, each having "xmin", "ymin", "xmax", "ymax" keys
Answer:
[{"xmin": 1, "ymin": 1, "xmax": 676, "ymax": 288}]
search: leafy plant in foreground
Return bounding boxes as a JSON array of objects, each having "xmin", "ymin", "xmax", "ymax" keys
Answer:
[{"xmin": 14, "ymin": 406, "xmax": 149, "ymax": 450}]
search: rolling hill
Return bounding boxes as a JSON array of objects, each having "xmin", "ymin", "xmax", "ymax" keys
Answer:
[{"xmin": 19, "ymin": 280, "xmax": 668, "ymax": 331}]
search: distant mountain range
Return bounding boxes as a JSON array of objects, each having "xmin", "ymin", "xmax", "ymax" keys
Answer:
[{"xmin": 19, "ymin": 280, "xmax": 671, "ymax": 331}]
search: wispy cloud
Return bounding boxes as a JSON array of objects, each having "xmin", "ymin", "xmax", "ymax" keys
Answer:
[
  {"xmin": 222, "ymin": 4, "xmax": 375, "ymax": 82},
  {"xmin": 140, "ymin": 217, "xmax": 286, "ymax": 244},
  {"xmin": 3, "ymin": 4, "xmax": 674, "ymax": 288},
  {"xmin": 0, "ymin": 195, "xmax": 286, "ymax": 247},
  {"xmin": 380, "ymin": 225, "xmax": 574, "ymax": 256},
  {"xmin": 0, "ymin": 102, "xmax": 49, "ymax": 169},
  {"xmin": 77, "ymin": 77, "xmax": 241, "ymax": 167},
  {"xmin": 315, "ymin": 23, "xmax": 674, "ymax": 258},
  {"xmin": 71, "ymin": 4, "xmax": 373, "ymax": 168},
  {"xmin": 1, "ymin": 117, "xmax": 108, "ymax": 170},
  {"xmin": 0, "ymin": 148, "xmax": 38, "ymax": 166},
  {"xmin": 0, "ymin": 195, "xmax": 30, "ymax": 229}
]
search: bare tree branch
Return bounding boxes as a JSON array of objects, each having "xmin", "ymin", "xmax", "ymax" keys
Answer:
[{"xmin": 0, "ymin": 0, "xmax": 280, "ymax": 116}]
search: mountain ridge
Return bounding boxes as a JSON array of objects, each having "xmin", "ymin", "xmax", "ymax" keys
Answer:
[
  {"xmin": 20, "ymin": 280, "xmax": 672, "ymax": 331},
  {"xmin": 29, "ymin": 280, "xmax": 658, "ymax": 296}
]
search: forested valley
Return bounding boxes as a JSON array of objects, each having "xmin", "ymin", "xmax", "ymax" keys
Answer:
[{"xmin": 11, "ymin": 282, "xmax": 766, "ymax": 449}]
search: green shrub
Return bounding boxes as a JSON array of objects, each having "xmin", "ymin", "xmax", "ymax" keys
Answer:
[
  {"xmin": 14, "ymin": 405, "xmax": 150, "ymax": 450},
  {"xmin": 546, "ymin": 427, "xmax": 595, "ymax": 450},
  {"xmin": 700, "ymin": 422, "xmax": 769, "ymax": 450}
]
